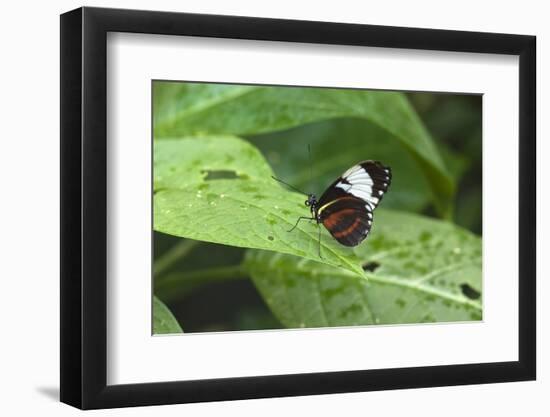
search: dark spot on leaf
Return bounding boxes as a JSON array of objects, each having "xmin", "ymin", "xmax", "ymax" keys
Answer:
[
  {"xmin": 425, "ymin": 294, "xmax": 436, "ymax": 302},
  {"xmin": 343, "ymin": 304, "xmax": 362, "ymax": 316},
  {"xmin": 267, "ymin": 235, "xmax": 274, "ymax": 241},
  {"xmin": 282, "ymin": 209, "xmax": 291, "ymax": 215},
  {"xmin": 240, "ymin": 184, "xmax": 259, "ymax": 193},
  {"xmin": 421, "ymin": 314, "xmax": 436, "ymax": 323},
  {"xmin": 203, "ymin": 170, "xmax": 238, "ymax": 180},
  {"xmin": 362, "ymin": 261, "xmax": 380, "ymax": 272},
  {"xmin": 225, "ymin": 155, "xmax": 235, "ymax": 163},
  {"xmin": 253, "ymin": 194, "xmax": 266, "ymax": 200},
  {"xmin": 266, "ymin": 218, "xmax": 276, "ymax": 225},
  {"xmin": 285, "ymin": 278, "xmax": 297, "ymax": 288},
  {"xmin": 197, "ymin": 183, "xmax": 210, "ymax": 190},
  {"xmin": 322, "ymin": 286, "xmax": 344, "ymax": 300},
  {"xmin": 470, "ymin": 311, "xmax": 482, "ymax": 320},
  {"xmin": 395, "ymin": 298, "xmax": 406, "ymax": 308},
  {"xmin": 460, "ymin": 283, "xmax": 481, "ymax": 300},
  {"xmin": 420, "ymin": 231, "xmax": 432, "ymax": 242}
]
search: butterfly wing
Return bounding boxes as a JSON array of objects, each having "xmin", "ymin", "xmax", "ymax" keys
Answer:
[
  {"xmin": 317, "ymin": 161, "xmax": 392, "ymax": 246},
  {"xmin": 318, "ymin": 196, "xmax": 373, "ymax": 246}
]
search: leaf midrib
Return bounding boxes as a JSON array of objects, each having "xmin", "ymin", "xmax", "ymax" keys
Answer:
[
  {"xmin": 155, "ymin": 185, "xmax": 364, "ymax": 277},
  {"xmin": 247, "ymin": 258, "xmax": 482, "ymax": 311},
  {"xmin": 219, "ymin": 190, "xmax": 364, "ymax": 276}
]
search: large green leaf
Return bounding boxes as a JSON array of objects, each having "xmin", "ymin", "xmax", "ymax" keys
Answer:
[
  {"xmin": 245, "ymin": 210, "xmax": 482, "ymax": 328},
  {"xmin": 153, "ymin": 82, "xmax": 453, "ymax": 216},
  {"xmin": 154, "ymin": 136, "xmax": 366, "ymax": 277},
  {"xmin": 153, "ymin": 296, "xmax": 183, "ymax": 334},
  {"xmin": 248, "ymin": 118, "xmax": 433, "ymax": 213}
]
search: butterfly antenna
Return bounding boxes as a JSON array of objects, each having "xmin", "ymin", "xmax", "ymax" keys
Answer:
[
  {"xmin": 271, "ymin": 176, "xmax": 308, "ymax": 195},
  {"xmin": 308, "ymin": 144, "xmax": 313, "ymax": 185}
]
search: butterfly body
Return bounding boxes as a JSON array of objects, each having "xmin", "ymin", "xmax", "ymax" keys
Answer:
[{"xmin": 274, "ymin": 160, "xmax": 391, "ymax": 255}]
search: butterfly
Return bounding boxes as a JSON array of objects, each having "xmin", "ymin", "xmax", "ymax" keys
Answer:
[{"xmin": 273, "ymin": 161, "xmax": 392, "ymax": 256}]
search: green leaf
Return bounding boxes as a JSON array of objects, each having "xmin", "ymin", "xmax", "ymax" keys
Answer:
[
  {"xmin": 153, "ymin": 296, "xmax": 183, "ymax": 334},
  {"xmin": 153, "ymin": 82, "xmax": 454, "ymax": 216},
  {"xmin": 154, "ymin": 135, "xmax": 273, "ymax": 191},
  {"xmin": 154, "ymin": 136, "xmax": 366, "ymax": 277},
  {"xmin": 245, "ymin": 210, "xmax": 482, "ymax": 328}
]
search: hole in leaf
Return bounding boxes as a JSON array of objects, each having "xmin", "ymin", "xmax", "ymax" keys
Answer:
[
  {"xmin": 362, "ymin": 261, "xmax": 380, "ymax": 272},
  {"xmin": 460, "ymin": 283, "xmax": 481, "ymax": 300},
  {"xmin": 203, "ymin": 170, "xmax": 239, "ymax": 180}
]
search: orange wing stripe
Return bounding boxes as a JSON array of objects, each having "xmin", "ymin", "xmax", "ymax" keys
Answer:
[
  {"xmin": 323, "ymin": 208, "xmax": 364, "ymax": 239},
  {"xmin": 322, "ymin": 209, "xmax": 357, "ymax": 230},
  {"xmin": 331, "ymin": 217, "xmax": 363, "ymax": 238}
]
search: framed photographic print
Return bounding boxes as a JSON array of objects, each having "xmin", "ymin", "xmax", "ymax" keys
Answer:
[{"xmin": 60, "ymin": 6, "xmax": 536, "ymax": 409}]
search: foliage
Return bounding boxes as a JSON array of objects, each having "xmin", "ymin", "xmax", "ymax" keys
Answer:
[
  {"xmin": 153, "ymin": 296, "xmax": 183, "ymax": 334},
  {"xmin": 155, "ymin": 135, "xmax": 364, "ymax": 276},
  {"xmin": 154, "ymin": 82, "xmax": 454, "ymax": 216},
  {"xmin": 152, "ymin": 81, "xmax": 482, "ymax": 333},
  {"xmin": 246, "ymin": 211, "xmax": 481, "ymax": 328}
]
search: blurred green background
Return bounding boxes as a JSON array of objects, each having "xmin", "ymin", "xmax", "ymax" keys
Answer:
[{"xmin": 153, "ymin": 84, "xmax": 482, "ymax": 333}]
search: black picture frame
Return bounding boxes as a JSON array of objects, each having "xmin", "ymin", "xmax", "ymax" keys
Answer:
[{"xmin": 60, "ymin": 6, "xmax": 536, "ymax": 410}]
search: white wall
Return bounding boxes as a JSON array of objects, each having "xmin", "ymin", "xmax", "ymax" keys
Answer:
[{"xmin": 0, "ymin": 0, "xmax": 546, "ymax": 415}]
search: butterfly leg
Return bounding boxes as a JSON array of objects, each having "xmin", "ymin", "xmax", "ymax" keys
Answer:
[
  {"xmin": 317, "ymin": 223, "xmax": 323, "ymax": 259},
  {"xmin": 287, "ymin": 216, "xmax": 316, "ymax": 232}
]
